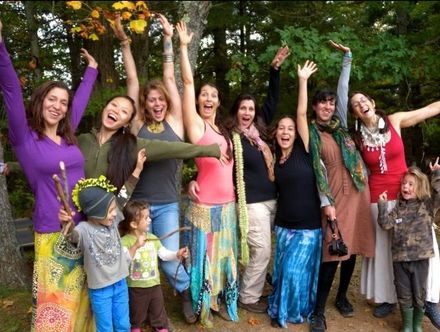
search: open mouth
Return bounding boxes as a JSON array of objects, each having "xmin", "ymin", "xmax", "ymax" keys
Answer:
[{"xmin": 107, "ymin": 113, "xmax": 117, "ymax": 123}]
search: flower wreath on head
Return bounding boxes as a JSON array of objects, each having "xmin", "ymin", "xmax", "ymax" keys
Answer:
[{"xmin": 72, "ymin": 175, "xmax": 117, "ymax": 211}]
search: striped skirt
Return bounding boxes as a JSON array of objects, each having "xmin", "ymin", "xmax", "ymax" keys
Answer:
[
  {"xmin": 32, "ymin": 232, "xmax": 94, "ymax": 332},
  {"xmin": 184, "ymin": 201, "xmax": 239, "ymax": 328},
  {"xmin": 268, "ymin": 227, "xmax": 322, "ymax": 328}
]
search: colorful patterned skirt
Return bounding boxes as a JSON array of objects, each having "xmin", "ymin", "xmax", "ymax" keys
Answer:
[
  {"xmin": 184, "ymin": 201, "xmax": 239, "ymax": 328},
  {"xmin": 268, "ymin": 227, "xmax": 322, "ymax": 328},
  {"xmin": 32, "ymin": 232, "xmax": 94, "ymax": 332}
]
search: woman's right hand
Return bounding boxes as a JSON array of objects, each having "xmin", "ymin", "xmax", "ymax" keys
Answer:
[
  {"xmin": 329, "ymin": 40, "xmax": 351, "ymax": 54},
  {"xmin": 58, "ymin": 206, "xmax": 75, "ymax": 235},
  {"xmin": 157, "ymin": 13, "xmax": 173, "ymax": 37},
  {"xmin": 323, "ymin": 205, "xmax": 336, "ymax": 221},
  {"xmin": 187, "ymin": 180, "xmax": 200, "ymax": 201},
  {"xmin": 176, "ymin": 21, "xmax": 193, "ymax": 47}
]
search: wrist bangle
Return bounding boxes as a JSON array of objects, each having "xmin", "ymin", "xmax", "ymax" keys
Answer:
[
  {"xmin": 120, "ymin": 38, "xmax": 131, "ymax": 45},
  {"xmin": 344, "ymin": 51, "xmax": 352, "ymax": 58},
  {"xmin": 163, "ymin": 53, "xmax": 175, "ymax": 63}
]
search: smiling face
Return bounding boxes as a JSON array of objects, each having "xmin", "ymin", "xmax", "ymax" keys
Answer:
[
  {"xmin": 101, "ymin": 97, "xmax": 135, "ymax": 132},
  {"xmin": 197, "ymin": 84, "xmax": 220, "ymax": 120},
  {"xmin": 98, "ymin": 200, "xmax": 118, "ymax": 227},
  {"xmin": 145, "ymin": 89, "xmax": 168, "ymax": 123},
  {"xmin": 236, "ymin": 99, "xmax": 256, "ymax": 130},
  {"xmin": 42, "ymin": 87, "xmax": 69, "ymax": 129},
  {"xmin": 401, "ymin": 174, "xmax": 417, "ymax": 200},
  {"xmin": 349, "ymin": 93, "xmax": 376, "ymax": 122},
  {"xmin": 313, "ymin": 98, "xmax": 336, "ymax": 124},
  {"xmin": 275, "ymin": 117, "xmax": 296, "ymax": 151}
]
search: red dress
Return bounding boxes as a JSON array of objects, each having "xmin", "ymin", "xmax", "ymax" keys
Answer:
[{"xmin": 360, "ymin": 120, "xmax": 407, "ymax": 203}]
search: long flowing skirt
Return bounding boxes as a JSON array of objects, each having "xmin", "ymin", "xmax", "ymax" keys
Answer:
[
  {"xmin": 32, "ymin": 232, "xmax": 94, "ymax": 332},
  {"xmin": 184, "ymin": 201, "xmax": 239, "ymax": 328},
  {"xmin": 268, "ymin": 227, "xmax": 322, "ymax": 328}
]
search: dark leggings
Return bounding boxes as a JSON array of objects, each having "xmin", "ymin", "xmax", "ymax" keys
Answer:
[{"xmin": 314, "ymin": 255, "xmax": 356, "ymax": 315}]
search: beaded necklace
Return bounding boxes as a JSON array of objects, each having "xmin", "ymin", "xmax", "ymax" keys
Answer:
[{"xmin": 360, "ymin": 117, "xmax": 390, "ymax": 174}]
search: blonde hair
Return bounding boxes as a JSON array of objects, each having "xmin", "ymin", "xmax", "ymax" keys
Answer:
[{"xmin": 402, "ymin": 166, "xmax": 431, "ymax": 200}]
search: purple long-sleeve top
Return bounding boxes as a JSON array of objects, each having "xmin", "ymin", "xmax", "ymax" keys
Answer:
[{"xmin": 0, "ymin": 41, "xmax": 98, "ymax": 233}]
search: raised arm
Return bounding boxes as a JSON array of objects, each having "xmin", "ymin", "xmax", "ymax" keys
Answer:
[
  {"xmin": 0, "ymin": 20, "xmax": 31, "ymax": 146},
  {"xmin": 110, "ymin": 14, "xmax": 141, "ymax": 133},
  {"xmin": 430, "ymin": 158, "xmax": 440, "ymax": 217},
  {"xmin": 176, "ymin": 20, "xmax": 204, "ymax": 143},
  {"xmin": 71, "ymin": 48, "xmax": 98, "ymax": 130},
  {"xmin": 389, "ymin": 101, "xmax": 440, "ymax": 131},
  {"xmin": 330, "ymin": 40, "xmax": 352, "ymax": 129},
  {"xmin": 296, "ymin": 60, "xmax": 318, "ymax": 152},
  {"xmin": 159, "ymin": 14, "xmax": 184, "ymax": 139},
  {"xmin": 261, "ymin": 46, "xmax": 289, "ymax": 124}
]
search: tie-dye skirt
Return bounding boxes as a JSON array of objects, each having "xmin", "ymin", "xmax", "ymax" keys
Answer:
[
  {"xmin": 32, "ymin": 232, "xmax": 94, "ymax": 332},
  {"xmin": 184, "ymin": 201, "xmax": 239, "ymax": 328},
  {"xmin": 268, "ymin": 227, "xmax": 322, "ymax": 328}
]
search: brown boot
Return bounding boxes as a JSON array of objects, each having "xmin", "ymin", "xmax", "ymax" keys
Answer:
[{"xmin": 180, "ymin": 288, "xmax": 197, "ymax": 324}]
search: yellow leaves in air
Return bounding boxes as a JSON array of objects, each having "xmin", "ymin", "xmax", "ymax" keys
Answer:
[
  {"xmin": 66, "ymin": 1, "xmax": 82, "ymax": 10},
  {"xmin": 66, "ymin": 1, "xmax": 150, "ymax": 39},
  {"xmin": 129, "ymin": 19, "xmax": 147, "ymax": 34}
]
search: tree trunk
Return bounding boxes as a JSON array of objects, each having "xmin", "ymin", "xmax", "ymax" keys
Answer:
[
  {"xmin": 175, "ymin": 1, "xmax": 212, "ymax": 94},
  {"xmin": 213, "ymin": 26, "xmax": 230, "ymax": 104},
  {"xmin": 0, "ymin": 140, "xmax": 30, "ymax": 288},
  {"xmin": 23, "ymin": 1, "xmax": 42, "ymax": 81}
]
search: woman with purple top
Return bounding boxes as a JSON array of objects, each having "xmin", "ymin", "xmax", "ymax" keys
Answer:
[{"xmin": 0, "ymin": 20, "xmax": 98, "ymax": 331}]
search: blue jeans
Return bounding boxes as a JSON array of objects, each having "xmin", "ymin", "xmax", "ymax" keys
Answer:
[
  {"xmin": 88, "ymin": 278, "xmax": 130, "ymax": 332},
  {"xmin": 149, "ymin": 202, "xmax": 190, "ymax": 292}
]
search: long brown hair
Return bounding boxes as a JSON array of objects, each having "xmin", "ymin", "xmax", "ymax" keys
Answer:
[
  {"xmin": 118, "ymin": 200, "xmax": 150, "ymax": 237},
  {"xmin": 27, "ymin": 81, "xmax": 76, "ymax": 144},
  {"xmin": 103, "ymin": 95, "xmax": 138, "ymax": 191},
  {"xmin": 139, "ymin": 79, "xmax": 171, "ymax": 125},
  {"xmin": 226, "ymin": 93, "xmax": 269, "ymax": 142},
  {"xmin": 196, "ymin": 82, "xmax": 232, "ymax": 159}
]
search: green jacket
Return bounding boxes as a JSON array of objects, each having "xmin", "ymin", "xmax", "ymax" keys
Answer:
[{"xmin": 78, "ymin": 129, "xmax": 220, "ymax": 207}]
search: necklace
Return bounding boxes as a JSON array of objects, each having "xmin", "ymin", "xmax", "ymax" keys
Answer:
[
  {"xmin": 360, "ymin": 119, "xmax": 390, "ymax": 174},
  {"xmin": 147, "ymin": 121, "xmax": 164, "ymax": 133},
  {"xmin": 279, "ymin": 149, "xmax": 292, "ymax": 165}
]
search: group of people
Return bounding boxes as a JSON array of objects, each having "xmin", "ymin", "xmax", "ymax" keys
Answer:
[{"xmin": 1, "ymin": 12, "xmax": 440, "ymax": 332}]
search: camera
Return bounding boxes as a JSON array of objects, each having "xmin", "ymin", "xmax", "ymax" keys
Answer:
[{"xmin": 328, "ymin": 238, "xmax": 348, "ymax": 257}]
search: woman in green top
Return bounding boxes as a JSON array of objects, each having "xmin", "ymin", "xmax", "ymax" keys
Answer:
[{"xmin": 78, "ymin": 95, "xmax": 221, "ymax": 207}]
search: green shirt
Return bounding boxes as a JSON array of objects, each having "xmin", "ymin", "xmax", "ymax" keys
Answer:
[{"xmin": 121, "ymin": 233, "xmax": 163, "ymax": 288}]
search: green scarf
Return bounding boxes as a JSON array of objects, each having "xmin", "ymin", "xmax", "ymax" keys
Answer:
[{"xmin": 309, "ymin": 117, "xmax": 366, "ymax": 205}]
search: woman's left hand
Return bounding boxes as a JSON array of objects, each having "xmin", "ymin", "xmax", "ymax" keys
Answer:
[
  {"xmin": 430, "ymin": 156, "xmax": 440, "ymax": 171},
  {"xmin": 297, "ymin": 60, "xmax": 318, "ymax": 80},
  {"xmin": 271, "ymin": 46, "xmax": 290, "ymax": 69},
  {"xmin": 329, "ymin": 40, "xmax": 351, "ymax": 54},
  {"xmin": 176, "ymin": 21, "xmax": 193, "ymax": 47},
  {"xmin": 157, "ymin": 13, "xmax": 173, "ymax": 37}
]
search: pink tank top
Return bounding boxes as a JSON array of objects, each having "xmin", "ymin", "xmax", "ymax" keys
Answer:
[
  {"xmin": 361, "ymin": 120, "xmax": 407, "ymax": 203},
  {"xmin": 194, "ymin": 123, "xmax": 235, "ymax": 204}
]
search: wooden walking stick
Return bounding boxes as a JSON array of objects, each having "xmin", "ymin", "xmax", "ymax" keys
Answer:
[{"xmin": 53, "ymin": 174, "xmax": 73, "ymax": 236}]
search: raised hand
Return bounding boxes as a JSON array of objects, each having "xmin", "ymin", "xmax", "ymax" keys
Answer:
[
  {"xmin": 329, "ymin": 40, "xmax": 351, "ymax": 54},
  {"xmin": 297, "ymin": 60, "xmax": 318, "ymax": 80},
  {"xmin": 378, "ymin": 191, "xmax": 388, "ymax": 201},
  {"xmin": 430, "ymin": 156, "xmax": 440, "ymax": 171},
  {"xmin": 157, "ymin": 13, "xmax": 173, "ymax": 37},
  {"xmin": 80, "ymin": 48, "xmax": 98, "ymax": 69},
  {"xmin": 110, "ymin": 13, "xmax": 129, "ymax": 42},
  {"xmin": 176, "ymin": 21, "xmax": 193, "ymax": 47},
  {"xmin": 132, "ymin": 148, "xmax": 147, "ymax": 178},
  {"xmin": 271, "ymin": 46, "xmax": 290, "ymax": 69}
]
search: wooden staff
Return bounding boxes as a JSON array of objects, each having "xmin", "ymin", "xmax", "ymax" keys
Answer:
[
  {"xmin": 53, "ymin": 174, "xmax": 73, "ymax": 235},
  {"xmin": 59, "ymin": 161, "xmax": 69, "ymax": 202}
]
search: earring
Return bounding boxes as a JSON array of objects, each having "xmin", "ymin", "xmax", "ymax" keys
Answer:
[
  {"xmin": 378, "ymin": 117, "xmax": 385, "ymax": 130},
  {"xmin": 355, "ymin": 119, "xmax": 358, "ymax": 131},
  {"xmin": 122, "ymin": 126, "xmax": 127, "ymax": 134}
]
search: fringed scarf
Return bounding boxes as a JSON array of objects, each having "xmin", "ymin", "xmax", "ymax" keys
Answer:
[
  {"xmin": 309, "ymin": 117, "xmax": 366, "ymax": 205},
  {"xmin": 232, "ymin": 131, "xmax": 249, "ymax": 266}
]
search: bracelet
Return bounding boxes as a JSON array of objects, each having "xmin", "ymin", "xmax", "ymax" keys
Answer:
[
  {"xmin": 344, "ymin": 51, "xmax": 352, "ymax": 58},
  {"xmin": 120, "ymin": 38, "xmax": 131, "ymax": 45},
  {"xmin": 163, "ymin": 53, "xmax": 175, "ymax": 63}
]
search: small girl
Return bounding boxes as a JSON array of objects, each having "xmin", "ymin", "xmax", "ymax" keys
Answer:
[
  {"xmin": 119, "ymin": 200, "xmax": 188, "ymax": 332},
  {"xmin": 63, "ymin": 176, "xmax": 145, "ymax": 332},
  {"xmin": 378, "ymin": 159, "xmax": 440, "ymax": 332}
]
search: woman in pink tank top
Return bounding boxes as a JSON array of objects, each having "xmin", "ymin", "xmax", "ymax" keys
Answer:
[
  {"xmin": 177, "ymin": 21, "xmax": 240, "ymax": 328},
  {"xmin": 349, "ymin": 92, "xmax": 440, "ymax": 328}
]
